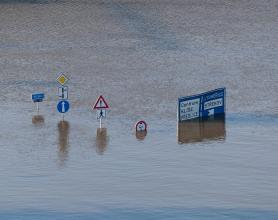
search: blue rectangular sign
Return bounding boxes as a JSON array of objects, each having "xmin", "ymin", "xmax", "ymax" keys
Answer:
[
  {"xmin": 178, "ymin": 88, "xmax": 226, "ymax": 122},
  {"xmin": 32, "ymin": 93, "xmax": 45, "ymax": 102}
]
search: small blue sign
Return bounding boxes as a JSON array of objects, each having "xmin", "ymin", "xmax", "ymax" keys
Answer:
[
  {"xmin": 32, "ymin": 93, "xmax": 45, "ymax": 102},
  {"xmin": 178, "ymin": 88, "xmax": 226, "ymax": 122},
  {"xmin": 57, "ymin": 100, "xmax": 70, "ymax": 113}
]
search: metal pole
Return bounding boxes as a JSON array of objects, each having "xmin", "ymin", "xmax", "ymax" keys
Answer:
[
  {"xmin": 100, "ymin": 116, "xmax": 102, "ymax": 128},
  {"xmin": 62, "ymin": 113, "xmax": 64, "ymax": 121},
  {"xmin": 36, "ymin": 102, "xmax": 39, "ymax": 114}
]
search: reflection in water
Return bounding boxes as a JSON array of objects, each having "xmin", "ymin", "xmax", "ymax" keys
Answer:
[
  {"xmin": 57, "ymin": 120, "xmax": 70, "ymax": 166},
  {"xmin": 178, "ymin": 114, "xmax": 226, "ymax": 144},
  {"xmin": 135, "ymin": 131, "xmax": 147, "ymax": 141},
  {"xmin": 95, "ymin": 128, "xmax": 109, "ymax": 155},
  {"xmin": 32, "ymin": 115, "xmax": 45, "ymax": 126}
]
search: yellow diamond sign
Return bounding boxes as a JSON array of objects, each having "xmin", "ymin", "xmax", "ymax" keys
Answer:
[{"xmin": 57, "ymin": 74, "xmax": 69, "ymax": 86}]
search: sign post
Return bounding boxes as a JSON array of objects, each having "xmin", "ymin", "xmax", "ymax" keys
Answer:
[
  {"xmin": 92, "ymin": 95, "xmax": 109, "ymax": 128},
  {"xmin": 100, "ymin": 113, "xmax": 102, "ymax": 128},
  {"xmin": 31, "ymin": 93, "xmax": 45, "ymax": 114},
  {"xmin": 96, "ymin": 109, "xmax": 106, "ymax": 128},
  {"xmin": 56, "ymin": 74, "xmax": 70, "ymax": 120},
  {"xmin": 178, "ymin": 88, "xmax": 226, "ymax": 122}
]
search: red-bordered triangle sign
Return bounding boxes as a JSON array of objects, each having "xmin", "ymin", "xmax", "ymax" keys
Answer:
[{"xmin": 93, "ymin": 95, "xmax": 109, "ymax": 109}]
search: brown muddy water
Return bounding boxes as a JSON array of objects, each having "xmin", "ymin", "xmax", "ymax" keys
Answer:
[{"xmin": 0, "ymin": 0, "xmax": 278, "ymax": 219}]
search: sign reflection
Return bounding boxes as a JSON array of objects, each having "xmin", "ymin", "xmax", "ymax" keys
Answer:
[
  {"xmin": 95, "ymin": 128, "xmax": 109, "ymax": 155},
  {"xmin": 135, "ymin": 131, "xmax": 147, "ymax": 141},
  {"xmin": 32, "ymin": 115, "xmax": 45, "ymax": 126},
  {"xmin": 57, "ymin": 120, "xmax": 70, "ymax": 166},
  {"xmin": 178, "ymin": 114, "xmax": 226, "ymax": 144}
]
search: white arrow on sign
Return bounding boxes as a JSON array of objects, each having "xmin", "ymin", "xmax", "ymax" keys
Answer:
[
  {"xmin": 208, "ymin": 109, "xmax": 214, "ymax": 116},
  {"xmin": 62, "ymin": 101, "xmax": 66, "ymax": 113}
]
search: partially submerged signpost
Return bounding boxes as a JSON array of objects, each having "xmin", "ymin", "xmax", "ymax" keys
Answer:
[
  {"xmin": 56, "ymin": 74, "xmax": 70, "ymax": 120},
  {"xmin": 177, "ymin": 88, "xmax": 226, "ymax": 144},
  {"xmin": 92, "ymin": 96, "xmax": 109, "ymax": 150},
  {"xmin": 178, "ymin": 88, "xmax": 226, "ymax": 122},
  {"xmin": 92, "ymin": 95, "xmax": 109, "ymax": 128},
  {"xmin": 135, "ymin": 120, "xmax": 148, "ymax": 140},
  {"xmin": 31, "ymin": 93, "xmax": 45, "ymax": 114}
]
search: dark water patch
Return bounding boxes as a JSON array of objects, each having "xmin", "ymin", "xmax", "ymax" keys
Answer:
[
  {"xmin": 0, "ymin": 0, "xmax": 58, "ymax": 4},
  {"xmin": 0, "ymin": 80, "xmax": 57, "ymax": 88},
  {"xmin": 227, "ymin": 113, "xmax": 278, "ymax": 126},
  {"xmin": 104, "ymin": 0, "xmax": 180, "ymax": 51},
  {"xmin": 1, "ymin": 208, "xmax": 278, "ymax": 220}
]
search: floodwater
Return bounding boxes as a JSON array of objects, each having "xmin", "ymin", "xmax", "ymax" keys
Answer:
[{"xmin": 1, "ymin": 0, "xmax": 278, "ymax": 219}]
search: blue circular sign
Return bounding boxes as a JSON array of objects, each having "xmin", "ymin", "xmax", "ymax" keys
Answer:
[{"xmin": 57, "ymin": 100, "xmax": 70, "ymax": 113}]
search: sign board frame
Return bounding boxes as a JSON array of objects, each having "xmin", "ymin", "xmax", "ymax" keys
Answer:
[{"xmin": 178, "ymin": 88, "xmax": 226, "ymax": 122}]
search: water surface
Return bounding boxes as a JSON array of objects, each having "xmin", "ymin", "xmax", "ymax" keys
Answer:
[{"xmin": 0, "ymin": 0, "xmax": 278, "ymax": 219}]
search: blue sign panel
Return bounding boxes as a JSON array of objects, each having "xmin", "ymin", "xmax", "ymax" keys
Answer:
[
  {"xmin": 57, "ymin": 100, "xmax": 70, "ymax": 113},
  {"xmin": 32, "ymin": 93, "xmax": 45, "ymax": 102},
  {"xmin": 178, "ymin": 88, "xmax": 226, "ymax": 122}
]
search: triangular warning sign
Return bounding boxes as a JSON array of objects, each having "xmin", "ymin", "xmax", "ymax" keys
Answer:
[{"xmin": 93, "ymin": 95, "xmax": 109, "ymax": 109}]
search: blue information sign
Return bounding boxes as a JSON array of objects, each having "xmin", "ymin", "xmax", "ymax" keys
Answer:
[
  {"xmin": 178, "ymin": 88, "xmax": 226, "ymax": 122},
  {"xmin": 57, "ymin": 100, "xmax": 70, "ymax": 113},
  {"xmin": 32, "ymin": 93, "xmax": 45, "ymax": 102}
]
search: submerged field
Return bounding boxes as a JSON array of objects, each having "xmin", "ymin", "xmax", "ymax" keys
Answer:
[{"xmin": 0, "ymin": 0, "xmax": 278, "ymax": 219}]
